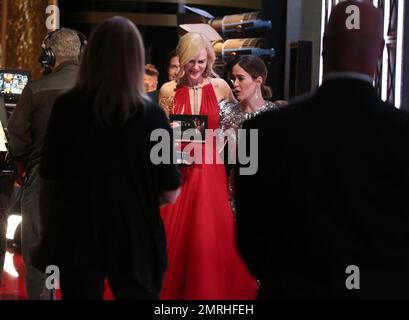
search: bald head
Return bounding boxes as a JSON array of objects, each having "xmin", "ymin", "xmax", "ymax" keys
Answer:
[{"xmin": 323, "ymin": 0, "xmax": 384, "ymax": 77}]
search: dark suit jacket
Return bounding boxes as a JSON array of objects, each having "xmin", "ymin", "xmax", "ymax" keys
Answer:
[
  {"xmin": 7, "ymin": 61, "xmax": 79, "ymax": 172},
  {"xmin": 235, "ymin": 78, "xmax": 409, "ymax": 299},
  {"xmin": 148, "ymin": 90, "xmax": 159, "ymax": 103}
]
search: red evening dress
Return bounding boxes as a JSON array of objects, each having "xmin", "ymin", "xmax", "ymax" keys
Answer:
[{"xmin": 160, "ymin": 83, "xmax": 258, "ymax": 300}]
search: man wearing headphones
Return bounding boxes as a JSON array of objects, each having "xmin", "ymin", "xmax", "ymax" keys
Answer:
[{"xmin": 7, "ymin": 28, "xmax": 85, "ymax": 300}]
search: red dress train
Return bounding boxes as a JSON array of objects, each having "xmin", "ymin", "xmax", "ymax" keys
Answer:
[{"xmin": 160, "ymin": 83, "xmax": 258, "ymax": 300}]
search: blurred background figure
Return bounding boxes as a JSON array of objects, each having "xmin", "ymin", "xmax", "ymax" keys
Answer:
[
  {"xmin": 145, "ymin": 63, "xmax": 160, "ymax": 102},
  {"xmin": 144, "ymin": 63, "xmax": 159, "ymax": 93},
  {"xmin": 166, "ymin": 49, "xmax": 180, "ymax": 82},
  {"xmin": 219, "ymin": 55, "xmax": 279, "ymax": 212}
]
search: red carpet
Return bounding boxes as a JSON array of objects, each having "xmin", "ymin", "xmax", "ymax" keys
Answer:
[{"xmin": 0, "ymin": 249, "xmax": 113, "ymax": 300}]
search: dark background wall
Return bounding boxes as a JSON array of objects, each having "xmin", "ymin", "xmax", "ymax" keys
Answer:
[
  {"xmin": 261, "ymin": 0, "xmax": 287, "ymax": 100},
  {"xmin": 59, "ymin": 0, "xmax": 287, "ymax": 99}
]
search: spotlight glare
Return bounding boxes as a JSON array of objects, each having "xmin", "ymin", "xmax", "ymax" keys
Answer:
[
  {"xmin": 3, "ymin": 252, "xmax": 19, "ymax": 278},
  {"xmin": 6, "ymin": 215, "xmax": 22, "ymax": 240}
]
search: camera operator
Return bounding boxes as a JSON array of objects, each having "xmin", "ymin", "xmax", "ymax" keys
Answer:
[{"xmin": 7, "ymin": 28, "xmax": 85, "ymax": 300}]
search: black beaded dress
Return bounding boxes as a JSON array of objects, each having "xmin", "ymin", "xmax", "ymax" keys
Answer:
[{"xmin": 219, "ymin": 100, "xmax": 277, "ymax": 214}]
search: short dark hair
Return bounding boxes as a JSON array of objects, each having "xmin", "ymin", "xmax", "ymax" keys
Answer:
[{"xmin": 167, "ymin": 49, "xmax": 178, "ymax": 67}]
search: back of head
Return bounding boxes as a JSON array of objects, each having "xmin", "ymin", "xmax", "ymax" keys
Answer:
[
  {"xmin": 47, "ymin": 28, "xmax": 82, "ymax": 62},
  {"xmin": 144, "ymin": 64, "xmax": 159, "ymax": 92},
  {"xmin": 39, "ymin": 28, "xmax": 82, "ymax": 74},
  {"xmin": 236, "ymin": 55, "xmax": 272, "ymax": 99},
  {"xmin": 323, "ymin": 0, "xmax": 384, "ymax": 77},
  {"xmin": 145, "ymin": 64, "xmax": 159, "ymax": 77},
  {"xmin": 76, "ymin": 16, "xmax": 148, "ymax": 127},
  {"xmin": 176, "ymin": 32, "xmax": 218, "ymax": 79}
]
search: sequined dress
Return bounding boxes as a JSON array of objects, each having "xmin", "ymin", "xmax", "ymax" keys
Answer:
[
  {"xmin": 219, "ymin": 100, "xmax": 277, "ymax": 213},
  {"xmin": 219, "ymin": 100, "xmax": 277, "ymax": 137},
  {"xmin": 160, "ymin": 83, "xmax": 258, "ymax": 300}
]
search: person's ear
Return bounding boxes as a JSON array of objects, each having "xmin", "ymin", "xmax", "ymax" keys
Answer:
[{"xmin": 255, "ymin": 76, "xmax": 263, "ymax": 86}]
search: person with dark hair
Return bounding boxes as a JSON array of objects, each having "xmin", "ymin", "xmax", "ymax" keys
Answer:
[
  {"xmin": 235, "ymin": 0, "xmax": 409, "ymax": 299},
  {"xmin": 7, "ymin": 27, "xmax": 84, "ymax": 300},
  {"xmin": 220, "ymin": 55, "xmax": 281, "ymax": 134},
  {"xmin": 36, "ymin": 16, "xmax": 181, "ymax": 300},
  {"xmin": 166, "ymin": 49, "xmax": 180, "ymax": 82},
  {"xmin": 219, "ymin": 55, "xmax": 282, "ymax": 212}
]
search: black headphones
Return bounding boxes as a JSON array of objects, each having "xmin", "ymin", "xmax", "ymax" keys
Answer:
[{"xmin": 38, "ymin": 29, "xmax": 87, "ymax": 75}]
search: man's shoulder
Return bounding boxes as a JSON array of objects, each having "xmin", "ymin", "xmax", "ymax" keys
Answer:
[
  {"xmin": 143, "ymin": 100, "xmax": 169, "ymax": 124},
  {"xmin": 54, "ymin": 88, "xmax": 78, "ymax": 102},
  {"xmin": 148, "ymin": 90, "xmax": 159, "ymax": 103},
  {"xmin": 375, "ymin": 100, "xmax": 409, "ymax": 132},
  {"xmin": 50, "ymin": 89, "xmax": 83, "ymax": 114},
  {"xmin": 144, "ymin": 98, "xmax": 165, "ymax": 113},
  {"xmin": 29, "ymin": 64, "xmax": 79, "ymax": 94},
  {"xmin": 244, "ymin": 93, "xmax": 315, "ymax": 129}
]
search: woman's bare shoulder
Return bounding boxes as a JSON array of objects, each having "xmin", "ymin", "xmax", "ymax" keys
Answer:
[
  {"xmin": 210, "ymin": 77, "xmax": 229, "ymax": 89},
  {"xmin": 210, "ymin": 77, "xmax": 235, "ymax": 103},
  {"xmin": 160, "ymin": 80, "xmax": 177, "ymax": 96}
]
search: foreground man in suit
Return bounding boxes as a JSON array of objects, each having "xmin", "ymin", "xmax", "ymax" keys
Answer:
[{"xmin": 235, "ymin": 0, "xmax": 409, "ymax": 299}]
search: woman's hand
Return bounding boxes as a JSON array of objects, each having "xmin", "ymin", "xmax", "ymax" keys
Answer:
[{"xmin": 170, "ymin": 122, "xmax": 180, "ymax": 129}]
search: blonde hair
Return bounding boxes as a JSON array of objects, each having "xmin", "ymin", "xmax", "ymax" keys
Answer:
[{"xmin": 176, "ymin": 32, "xmax": 218, "ymax": 80}]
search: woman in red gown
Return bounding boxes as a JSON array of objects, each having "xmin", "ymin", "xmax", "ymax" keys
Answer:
[{"xmin": 158, "ymin": 32, "xmax": 258, "ymax": 300}]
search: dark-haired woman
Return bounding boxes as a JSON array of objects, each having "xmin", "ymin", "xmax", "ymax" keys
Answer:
[{"xmin": 220, "ymin": 55, "xmax": 287, "ymax": 213}]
